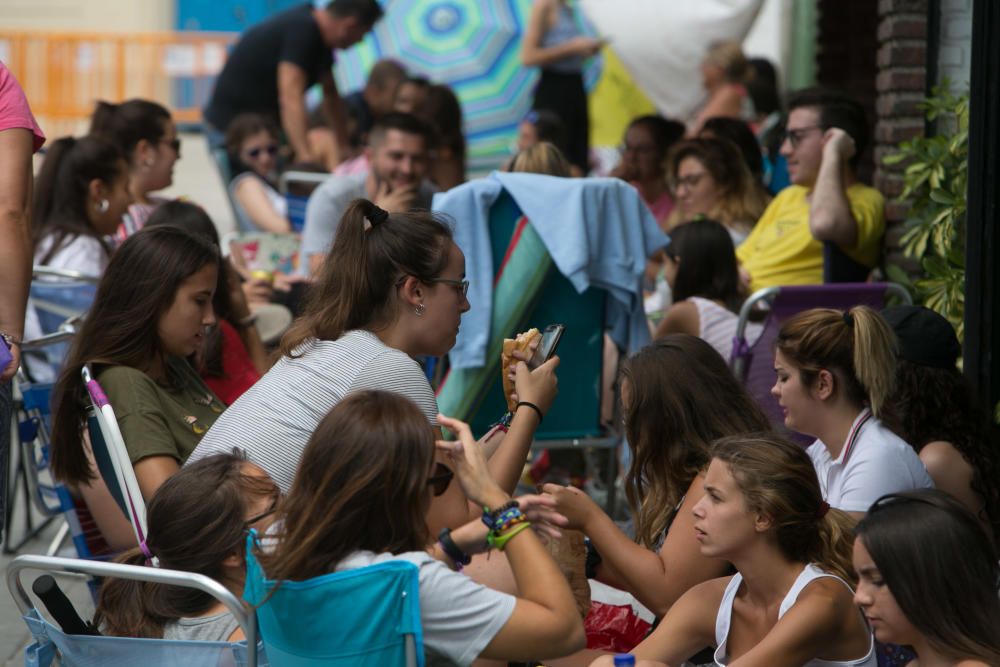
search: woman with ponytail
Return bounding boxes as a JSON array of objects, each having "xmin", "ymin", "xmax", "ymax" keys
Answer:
[
  {"xmin": 772, "ymin": 306, "xmax": 933, "ymax": 519},
  {"xmin": 96, "ymin": 451, "xmax": 279, "ymax": 640},
  {"xmin": 853, "ymin": 490, "xmax": 1000, "ymax": 667},
  {"xmin": 89, "ymin": 99, "xmax": 178, "ymax": 240},
  {"xmin": 593, "ymin": 435, "xmax": 876, "ymax": 667},
  {"xmin": 189, "ymin": 199, "xmax": 558, "ymax": 536}
]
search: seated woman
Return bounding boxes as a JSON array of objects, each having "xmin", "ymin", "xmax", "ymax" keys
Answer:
[
  {"xmin": 545, "ymin": 335, "xmax": 772, "ymax": 622},
  {"xmin": 593, "ymin": 434, "xmax": 876, "ymax": 667},
  {"xmin": 188, "ymin": 200, "xmax": 557, "ymax": 536},
  {"xmin": 89, "ymin": 99, "xmax": 179, "ymax": 240},
  {"xmin": 96, "ymin": 451, "xmax": 280, "ymax": 641},
  {"xmin": 50, "ymin": 225, "xmax": 225, "ymax": 502},
  {"xmin": 773, "ymin": 306, "xmax": 934, "ymax": 520},
  {"xmin": 653, "ymin": 219, "xmax": 761, "ymax": 359},
  {"xmin": 853, "ymin": 490, "xmax": 1000, "ymax": 667},
  {"xmin": 611, "ymin": 115, "xmax": 685, "ymax": 228},
  {"xmin": 688, "ymin": 40, "xmax": 752, "ymax": 137},
  {"xmin": 664, "ymin": 137, "xmax": 768, "ymax": 244},
  {"xmin": 699, "ymin": 116, "xmax": 767, "ymax": 189},
  {"xmin": 880, "ymin": 305, "xmax": 1000, "ymax": 543},
  {"xmin": 224, "ymin": 113, "xmax": 292, "ymax": 234},
  {"xmin": 24, "ymin": 135, "xmax": 132, "ymax": 379},
  {"xmin": 144, "ymin": 201, "xmax": 271, "ymax": 404},
  {"xmin": 257, "ymin": 390, "xmax": 585, "ymax": 665}
]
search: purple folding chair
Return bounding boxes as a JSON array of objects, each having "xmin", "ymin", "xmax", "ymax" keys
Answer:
[{"xmin": 730, "ymin": 283, "xmax": 911, "ymax": 441}]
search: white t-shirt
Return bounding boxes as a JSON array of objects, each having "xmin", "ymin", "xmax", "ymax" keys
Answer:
[
  {"xmin": 186, "ymin": 329, "xmax": 439, "ymax": 492},
  {"xmin": 807, "ymin": 409, "xmax": 934, "ymax": 513},
  {"xmin": 336, "ymin": 551, "xmax": 516, "ymax": 667}
]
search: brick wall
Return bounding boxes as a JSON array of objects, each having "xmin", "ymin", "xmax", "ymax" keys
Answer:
[{"xmin": 874, "ymin": 0, "xmax": 929, "ymax": 266}]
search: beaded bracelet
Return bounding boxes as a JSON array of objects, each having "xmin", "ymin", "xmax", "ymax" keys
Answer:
[
  {"xmin": 489, "ymin": 411, "xmax": 513, "ymax": 433},
  {"xmin": 488, "ymin": 522, "xmax": 533, "ymax": 551},
  {"xmin": 481, "ymin": 500, "xmax": 520, "ymax": 530}
]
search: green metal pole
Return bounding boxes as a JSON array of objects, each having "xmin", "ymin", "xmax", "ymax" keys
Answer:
[{"xmin": 788, "ymin": 0, "xmax": 818, "ymax": 90}]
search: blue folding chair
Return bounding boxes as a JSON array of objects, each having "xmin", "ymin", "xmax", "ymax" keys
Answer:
[
  {"xmin": 244, "ymin": 534, "xmax": 422, "ymax": 667},
  {"xmin": 8, "ymin": 554, "xmax": 261, "ymax": 667}
]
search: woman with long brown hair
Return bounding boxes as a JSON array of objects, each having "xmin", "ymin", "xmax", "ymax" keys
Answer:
[
  {"xmin": 593, "ymin": 434, "xmax": 876, "ymax": 667},
  {"xmin": 545, "ymin": 335, "xmax": 772, "ymax": 619},
  {"xmin": 772, "ymin": 306, "xmax": 933, "ymax": 520},
  {"xmin": 258, "ymin": 391, "xmax": 584, "ymax": 664}
]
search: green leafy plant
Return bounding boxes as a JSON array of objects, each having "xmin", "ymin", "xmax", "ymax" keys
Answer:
[{"xmin": 883, "ymin": 84, "xmax": 968, "ymax": 340}]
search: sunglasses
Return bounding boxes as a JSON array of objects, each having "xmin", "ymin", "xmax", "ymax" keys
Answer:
[
  {"xmin": 426, "ymin": 463, "xmax": 453, "ymax": 497},
  {"xmin": 245, "ymin": 145, "xmax": 279, "ymax": 159}
]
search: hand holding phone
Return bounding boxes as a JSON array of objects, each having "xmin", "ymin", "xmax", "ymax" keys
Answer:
[{"xmin": 529, "ymin": 324, "xmax": 565, "ymax": 370}]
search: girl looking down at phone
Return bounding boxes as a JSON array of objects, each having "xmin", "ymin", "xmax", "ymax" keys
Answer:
[
  {"xmin": 256, "ymin": 391, "xmax": 585, "ymax": 665},
  {"xmin": 50, "ymin": 225, "xmax": 225, "ymax": 503},
  {"xmin": 592, "ymin": 435, "xmax": 875, "ymax": 667},
  {"xmin": 189, "ymin": 199, "xmax": 558, "ymax": 535}
]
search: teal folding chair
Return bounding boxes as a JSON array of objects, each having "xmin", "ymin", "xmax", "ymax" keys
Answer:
[{"xmin": 244, "ymin": 534, "xmax": 422, "ymax": 667}]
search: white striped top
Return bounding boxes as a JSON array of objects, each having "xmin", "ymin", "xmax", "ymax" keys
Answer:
[{"xmin": 186, "ymin": 329, "xmax": 439, "ymax": 492}]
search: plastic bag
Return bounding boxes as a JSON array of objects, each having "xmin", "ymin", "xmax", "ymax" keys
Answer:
[{"xmin": 584, "ymin": 581, "xmax": 654, "ymax": 652}]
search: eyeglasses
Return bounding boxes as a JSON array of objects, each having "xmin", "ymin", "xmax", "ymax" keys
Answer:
[
  {"xmin": 160, "ymin": 138, "xmax": 181, "ymax": 154},
  {"xmin": 245, "ymin": 145, "xmax": 279, "ymax": 159},
  {"xmin": 673, "ymin": 172, "xmax": 706, "ymax": 191},
  {"xmin": 426, "ymin": 278, "xmax": 470, "ymax": 297},
  {"xmin": 426, "ymin": 463, "xmax": 453, "ymax": 497},
  {"xmin": 782, "ymin": 126, "xmax": 823, "ymax": 149}
]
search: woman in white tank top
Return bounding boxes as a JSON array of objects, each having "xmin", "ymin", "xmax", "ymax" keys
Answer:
[{"xmin": 590, "ymin": 435, "xmax": 875, "ymax": 667}]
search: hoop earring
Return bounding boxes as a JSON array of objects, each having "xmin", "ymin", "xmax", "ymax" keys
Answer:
[
  {"xmin": 414, "ymin": 303, "xmax": 426, "ymax": 317},
  {"xmin": 96, "ymin": 199, "xmax": 110, "ymax": 214}
]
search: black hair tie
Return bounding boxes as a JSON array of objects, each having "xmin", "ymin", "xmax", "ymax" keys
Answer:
[
  {"xmin": 367, "ymin": 204, "xmax": 389, "ymax": 227},
  {"xmin": 842, "ymin": 311, "xmax": 854, "ymax": 328}
]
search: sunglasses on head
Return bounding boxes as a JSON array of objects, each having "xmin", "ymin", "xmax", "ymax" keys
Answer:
[
  {"xmin": 246, "ymin": 145, "xmax": 279, "ymax": 159},
  {"xmin": 426, "ymin": 463, "xmax": 453, "ymax": 497}
]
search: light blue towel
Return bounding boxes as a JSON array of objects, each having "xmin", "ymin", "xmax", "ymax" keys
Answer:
[{"xmin": 432, "ymin": 172, "xmax": 669, "ymax": 369}]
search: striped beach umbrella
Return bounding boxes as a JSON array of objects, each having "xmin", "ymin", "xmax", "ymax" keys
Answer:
[{"xmin": 334, "ymin": 0, "xmax": 600, "ymax": 175}]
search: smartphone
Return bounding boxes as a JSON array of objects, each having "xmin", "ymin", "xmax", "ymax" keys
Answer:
[{"xmin": 529, "ymin": 324, "xmax": 565, "ymax": 369}]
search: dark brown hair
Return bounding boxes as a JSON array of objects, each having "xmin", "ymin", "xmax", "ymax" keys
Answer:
[
  {"xmin": 90, "ymin": 99, "xmax": 171, "ymax": 163},
  {"xmin": 856, "ymin": 490, "xmax": 1000, "ymax": 664},
  {"xmin": 280, "ymin": 199, "xmax": 452, "ymax": 355},
  {"xmin": 260, "ymin": 391, "xmax": 436, "ymax": 581},
  {"xmin": 31, "ymin": 135, "xmax": 126, "ymax": 264},
  {"xmin": 50, "ymin": 226, "xmax": 220, "ymax": 485},
  {"xmin": 622, "ymin": 335, "xmax": 772, "ymax": 548},
  {"xmin": 95, "ymin": 451, "xmax": 279, "ymax": 638},
  {"xmin": 776, "ymin": 306, "xmax": 897, "ymax": 417},
  {"xmin": 712, "ymin": 434, "xmax": 856, "ymax": 583},
  {"xmin": 664, "ymin": 218, "xmax": 744, "ymax": 313}
]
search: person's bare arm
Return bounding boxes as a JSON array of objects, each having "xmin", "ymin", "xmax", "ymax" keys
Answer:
[
  {"xmin": 232, "ymin": 177, "xmax": 292, "ymax": 233},
  {"xmin": 654, "ymin": 300, "xmax": 700, "ymax": 340},
  {"xmin": 0, "ymin": 128, "xmax": 34, "ymax": 381},
  {"xmin": 133, "ymin": 455, "xmax": 180, "ymax": 501},
  {"xmin": 520, "ymin": 0, "xmax": 602, "ymax": 67},
  {"xmin": 546, "ymin": 475, "xmax": 730, "ymax": 617},
  {"xmin": 809, "ymin": 128, "xmax": 858, "ymax": 247},
  {"xmin": 319, "ymin": 69, "xmax": 351, "ymax": 158},
  {"xmin": 277, "ymin": 61, "xmax": 315, "ymax": 163}
]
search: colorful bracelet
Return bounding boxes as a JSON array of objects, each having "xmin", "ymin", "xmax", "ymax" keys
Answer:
[
  {"xmin": 438, "ymin": 528, "xmax": 472, "ymax": 568},
  {"xmin": 481, "ymin": 500, "xmax": 520, "ymax": 529},
  {"xmin": 488, "ymin": 522, "xmax": 533, "ymax": 551}
]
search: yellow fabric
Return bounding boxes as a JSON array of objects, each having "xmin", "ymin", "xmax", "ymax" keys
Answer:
[
  {"xmin": 736, "ymin": 184, "xmax": 885, "ymax": 292},
  {"xmin": 587, "ymin": 48, "xmax": 657, "ymax": 147}
]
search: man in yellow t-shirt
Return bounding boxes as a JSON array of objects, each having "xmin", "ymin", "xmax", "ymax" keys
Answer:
[{"xmin": 737, "ymin": 89, "xmax": 885, "ymax": 292}]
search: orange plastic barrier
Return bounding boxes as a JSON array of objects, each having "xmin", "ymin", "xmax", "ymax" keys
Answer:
[{"xmin": 0, "ymin": 30, "xmax": 236, "ymax": 136}]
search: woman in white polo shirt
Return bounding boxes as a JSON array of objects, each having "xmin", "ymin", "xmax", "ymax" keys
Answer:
[{"xmin": 770, "ymin": 306, "xmax": 933, "ymax": 520}]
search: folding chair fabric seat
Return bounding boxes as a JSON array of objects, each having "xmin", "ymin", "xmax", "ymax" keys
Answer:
[{"xmin": 244, "ymin": 537, "xmax": 423, "ymax": 667}]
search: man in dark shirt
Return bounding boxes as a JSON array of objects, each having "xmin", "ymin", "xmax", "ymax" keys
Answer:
[{"xmin": 204, "ymin": 0, "xmax": 383, "ymax": 164}]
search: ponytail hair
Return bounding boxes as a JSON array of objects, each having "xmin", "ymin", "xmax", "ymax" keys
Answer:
[
  {"xmin": 95, "ymin": 451, "xmax": 279, "ymax": 638},
  {"xmin": 90, "ymin": 99, "xmax": 171, "ymax": 161},
  {"xmin": 776, "ymin": 305, "xmax": 897, "ymax": 417},
  {"xmin": 711, "ymin": 434, "xmax": 856, "ymax": 583},
  {"xmin": 31, "ymin": 135, "xmax": 125, "ymax": 263},
  {"xmin": 280, "ymin": 199, "xmax": 453, "ymax": 356}
]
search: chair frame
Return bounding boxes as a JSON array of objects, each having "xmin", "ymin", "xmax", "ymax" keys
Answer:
[{"xmin": 7, "ymin": 553, "xmax": 258, "ymax": 667}]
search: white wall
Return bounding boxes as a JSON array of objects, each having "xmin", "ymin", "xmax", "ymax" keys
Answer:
[
  {"xmin": 743, "ymin": 0, "xmax": 794, "ymax": 90},
  {"xmin": 0, "ymin": 0, "xmax": 171, "ymax": 32}
]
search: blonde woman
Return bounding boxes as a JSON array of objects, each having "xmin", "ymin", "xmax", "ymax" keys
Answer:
[{"xmin": 688, "ymin": 40, "xmax": 751, "ymax": 137}]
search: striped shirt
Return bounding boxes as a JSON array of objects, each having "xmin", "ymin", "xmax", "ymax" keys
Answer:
[{"xmin": 186, "ymin": 329, "xmax": 439, "ymax": 492}]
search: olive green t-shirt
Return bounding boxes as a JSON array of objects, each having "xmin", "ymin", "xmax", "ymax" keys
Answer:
[{"xmin": 97, "ymin": 357, "xmax": 224, "ymax": 466}]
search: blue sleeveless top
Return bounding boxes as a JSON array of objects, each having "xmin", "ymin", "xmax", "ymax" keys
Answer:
[{"xmin": 540, "ymin": 2, "xmax": 585, "ymax": 73}]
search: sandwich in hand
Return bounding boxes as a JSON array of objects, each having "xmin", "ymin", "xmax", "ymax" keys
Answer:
[{"xmin": 501, "ymin": 328, "xmax": 540, "ymax": 412}]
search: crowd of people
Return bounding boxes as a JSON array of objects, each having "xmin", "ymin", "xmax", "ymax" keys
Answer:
[{"xmin": 0, "ymin": 0, "xmax": 998, "ymax": 665}]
